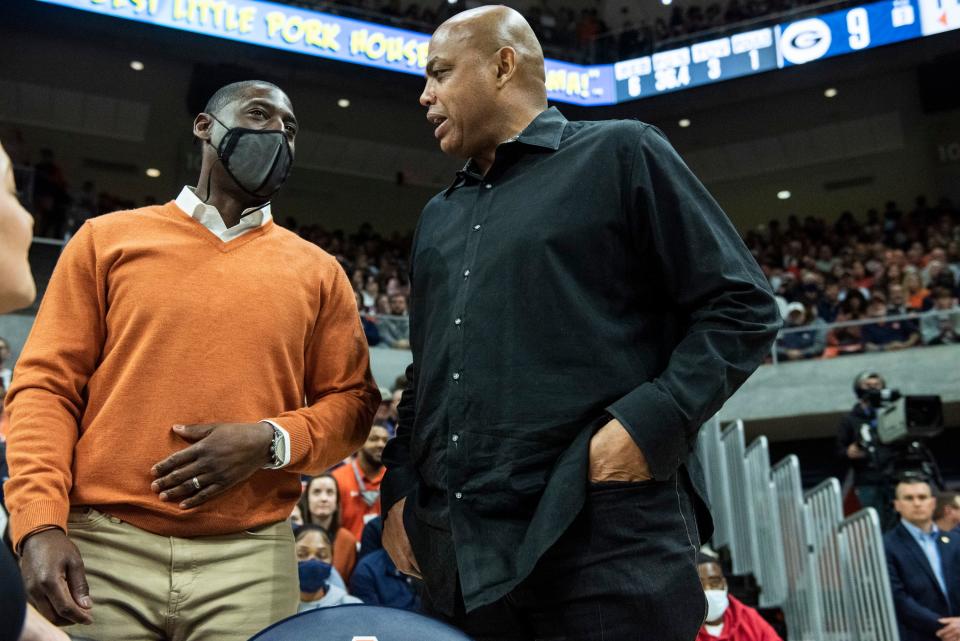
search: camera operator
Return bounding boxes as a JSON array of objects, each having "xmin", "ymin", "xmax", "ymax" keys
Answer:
[{"xmin": 837, "ymin": 371, "xmax": 900, "ymax": 529}]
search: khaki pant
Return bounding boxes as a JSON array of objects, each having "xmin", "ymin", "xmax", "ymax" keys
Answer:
[{"xmin": 65, "ymin": 508, "xmax": 298, "ymax": 641}]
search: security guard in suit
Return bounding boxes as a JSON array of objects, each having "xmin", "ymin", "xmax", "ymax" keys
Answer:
[{"xmin": 885, "ymin": 473, "xmax": 960, "ymax": 641}]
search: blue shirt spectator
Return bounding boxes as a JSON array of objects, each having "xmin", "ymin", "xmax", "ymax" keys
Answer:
[
  {"xmin": 862, "ymin": 296, "xmax": 920, "ymax": 352},
  {"xmin": 349, "ymin": 549, "xmax": 420, "ymax": 610}
]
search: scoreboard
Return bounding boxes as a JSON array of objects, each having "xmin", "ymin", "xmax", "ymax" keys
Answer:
[
  {"xmin": 607, "ymin": 0, "xmax": 956, "ymax": 105},
  {"xmin": 33, "ymin": 0, "xmax": 960, "ymax": 106}
]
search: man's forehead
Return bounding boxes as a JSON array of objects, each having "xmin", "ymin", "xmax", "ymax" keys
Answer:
[
  {"xmin": 234, "ymin": 87, "xmax": 295, "ymax": 116},
  {"xmin": 898, "ymin": 482, "xmax": 932, "ymax": 497}
]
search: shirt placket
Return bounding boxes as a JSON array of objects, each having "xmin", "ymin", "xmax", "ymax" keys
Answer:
[{"xmin": 447, "ymin": 176, "xmax": 493, "ymax": 511}]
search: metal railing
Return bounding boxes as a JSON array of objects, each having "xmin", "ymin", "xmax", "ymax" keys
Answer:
[
  {"xmin": 772, "ymin": 454, "xmax": 824, "ymax": 640},
  {"xmin": 745, "ymin": 435, "xmax": 788, "ymax": 608},
  {"xmin": 697, "ymin": 415, "xmax": 732, "ymax": 551},
  {"xmin": 705, "ymin": 415, "xmax": 902, "ymax": 641},
  {"xmin": 805, "ymin": 479, "xmax": 852, "ymax": 641},
  {"xmin": 722, "ymin": 420, "xmax": 760, "ymax": 577},
  {"xmin": 839, "ymin": 508, "xmax": 901, "ymax": 641}
]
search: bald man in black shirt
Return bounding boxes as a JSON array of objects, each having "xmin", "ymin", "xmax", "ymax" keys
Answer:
[{"xmin": 381, "ymin": 7, "xmax": 780, "ymax": 641}]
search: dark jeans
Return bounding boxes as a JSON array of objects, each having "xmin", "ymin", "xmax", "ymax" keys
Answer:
[{"xmin": 423, "ymin": 475, "xmax": 706, "ymax": 641}]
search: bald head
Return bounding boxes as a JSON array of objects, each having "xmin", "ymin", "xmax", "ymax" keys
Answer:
[
  {"xmin": 435, "ymin": 6, "xmax": 546, "ymax": 94},
  {"xmin": 420, "ymin": 5, "xmax": 549, "ymax": 167}
]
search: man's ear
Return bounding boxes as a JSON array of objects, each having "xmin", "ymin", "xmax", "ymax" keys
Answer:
[
  {"xmin": 193, "ymin": 113, "xmax": 214, "ymax": 142},
  {"xmin": 495, "ymin": 47, "xmax": 518, "ymax": 88}
]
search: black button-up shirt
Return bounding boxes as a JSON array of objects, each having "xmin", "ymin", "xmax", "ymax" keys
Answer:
[{"xmin": 382, "ymin": 107, "xmax": 780, "ymax": 614}]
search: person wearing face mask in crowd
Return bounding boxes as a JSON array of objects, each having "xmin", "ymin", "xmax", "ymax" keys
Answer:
[
  {"xmin": 298, "ymin": 474, "xmax": 359, "ymax": 583},
  {"xmin": 4, "ymin": 82, "xmax": 379, "ymax": 641},
  {"xmin": 696, "ymin": 553, "xmax": 782, "ymax": 641},
  {"xmin": 295, "ymin": 524, "xmax": 362, "ymax": 611}
]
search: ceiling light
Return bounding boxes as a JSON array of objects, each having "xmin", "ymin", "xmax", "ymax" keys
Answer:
[
  {"xmin": 662, "ymin": 0, "xmax": 673, "ymax": 4},
  {"xmin": 777, "ymin": 190, "xmax": 791, "ymax": 200},
  {"xmin": 824, "ymin": 87, "xmax": 838, "ymax": 98},
  {"xmin": 145, "ymin": 168, "xmax": 161, "ymax": 178},
  {"xmin": 337, "ymin": 98, "xmax": 351, "ymax": 108},
  {"xmin": 130, "ymin": 60, "xmax": 145, "ymax": 71},
  {"xmin": 678, "ymin": 118, "xmax": 691, "ymax": 128}
]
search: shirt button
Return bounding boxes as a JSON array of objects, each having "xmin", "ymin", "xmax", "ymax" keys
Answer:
[
  {"xmin": 454, "ymin": 317, "xmax": 462, "ymax": 326},
  {"xmin": 452, "ymin": 434, "xmax": 459, "ymax": 443},
  {"xmin": 452, "ymin": 372, "xmax": 461, "ymax": 381},
  {"xmin": 484, "ymin": 183, "xmax": 492, "ymax": 189},
  {"xmin": 473, "ymin": 224, "xmax": 481, "ymax": 231},
  {"xmin": 455, "ymin": 492, "xmax": 463, "ymax": 499},
  {"xmin": 463, "ymin": 269, "xmax": 470, "ymax": 277}
]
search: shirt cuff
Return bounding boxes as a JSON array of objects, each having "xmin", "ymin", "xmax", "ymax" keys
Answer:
[{"xmin": 260, "ymin": 420, "xmax": 291, "ymax": 469}]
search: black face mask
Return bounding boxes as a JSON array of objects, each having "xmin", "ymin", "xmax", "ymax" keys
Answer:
[{"xmin": 205, "ymin": 115, "xmax": 293, "ymax": 202}]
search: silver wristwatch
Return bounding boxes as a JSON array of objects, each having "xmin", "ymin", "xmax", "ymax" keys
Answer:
[{"xmin": 265, "ymin": 423, "xmax": 286, "ymax": 469}]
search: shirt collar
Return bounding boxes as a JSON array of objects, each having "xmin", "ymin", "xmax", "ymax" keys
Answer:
[
  {"xmin": 902, "ymin": 518, "xmax": 940, "ymax": 541},
  {"xmin": 443, "ymin": 107, "xmax": 568, "ymax": 197},
  {"xmin": 174, "ymin": 186, "xmax": 272, "ymax": 231}
]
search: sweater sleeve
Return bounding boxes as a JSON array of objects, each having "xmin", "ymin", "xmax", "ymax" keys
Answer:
[
  {"xmin": 268, "ymin": 261, "xmax": 380, "ymax": 475},
  {"xmin": 5, "ymin": 223, "xmax": 107, "ymax": 549}
]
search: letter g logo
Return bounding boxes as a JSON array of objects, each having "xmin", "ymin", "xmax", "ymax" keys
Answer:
[{"xmin": 780, "ymin": 18, "xmax": 832, "ymax": 65}]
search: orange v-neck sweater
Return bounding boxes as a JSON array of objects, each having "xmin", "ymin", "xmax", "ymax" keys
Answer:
[{"xmin": 5, "ymin": 202, "xmax": 379, "ymax": 548}]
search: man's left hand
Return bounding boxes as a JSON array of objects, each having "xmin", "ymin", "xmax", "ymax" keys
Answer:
[
  {"xmin": 588, "ymin": 418, "xmax": 653, "ymax": 483},
  {"xmin": 150, "ymin": 423, "xmax": 274, "ymax": 509}
]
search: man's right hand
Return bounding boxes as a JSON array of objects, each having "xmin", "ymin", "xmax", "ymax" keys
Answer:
[
  {"xmin": 20, "ymin": 529, "xmax": 93, "ymax": 626},
  {"xmin": 846, "ymin": 443, "xmax": 867, "ymax": 460},
  {"xmin": 382, "ymin": 498, "xmax": 421, "ymax": 579},
  {"xmin": 938, "ymin": 617, "xmax": 960, "ymax": 641}
]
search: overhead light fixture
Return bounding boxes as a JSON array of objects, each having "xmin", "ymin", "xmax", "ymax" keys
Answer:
[
  {"xmin": 145, "ymin": 168, "xmax": 161, "ymax": 178},
  {"xmin": 130, "ymin": 60, "xmax": 145, "ymax": 71},
  {"xmin": 662, "ymin": 0, "xmax": 673, "ymax": 4},
  {"xmin": 824, "ymin": 87, "xmax": 838, "ymax": 98},
  {"xmin": 777, "ymin": 190, "xmax": 791, "ymax": 200},
  {"xmin": 337, "ymin": 98, "xmax": 351, "ymax": 108},
  {"xmin": 678, "ymin": 118, "xmax": 691, "ymax": 128}
]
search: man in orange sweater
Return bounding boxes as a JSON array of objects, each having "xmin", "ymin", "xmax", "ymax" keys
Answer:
[{"xmin": 4, "ymin": 81, "xmax": 380, "ymax": 641}]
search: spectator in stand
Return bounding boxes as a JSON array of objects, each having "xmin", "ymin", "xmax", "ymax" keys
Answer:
[
  {"xmin": 295, "ymin": 525, "xmax": 362, "ymax": 611},
  {"xmin": 884, "ymin": 474, "xmax": 960, "ymax": 641},
  {"xmin": 332, "ymin": 424, "xmax": 390, "ymax": 540},
  {"xmin": 922, "ymin": 287, "xmax": 960, "ymax": 345},
  {"xmin": 31, "ymin": 149, "xmax": 69, "ymax": 239},
  {"xmin": 357, "ymin": 291, "xmax": 382, "ymax": 347},
  {"xmin": 829, "ymin": 289, "xmax": 866, "ymax": 356},
  {"xmin": 904, "ymin": 271, "xmax": 931, "ymax": 311},
  {"xmin": 290, "ymin": 504, "xmax": 304, "ymax": 528},
  {"xmin": 0, "ymin": 336, "xmax": 12, "ymax": 390},
  {"xmin": 887, "ymin": 283, "xmax": 909, "ymax": 316},
  {"xmin": 361, "ymin": 274, "xmax": 381, "ymax": 312},
  {"xmin": 818, "ymin": 279, "xmax": 842, "ymax": 323},
  {"xmin": 359, "ymin": 515, "xmax": 385, "ymax": 559},
  {"xmin": 696, "ymin": 552, "xmax": 782, "ymax": 640},
  {"xmin": 935, "ymin": 492, "xmax": 960, "ymax": 534},
  {"xmin": 298, "ymin": 474, "xmax": 359, "ymax": 584},
  {"xmin": 776, "ymin": 302, "xmax": 826, "ymax": 361},
  {"xmin": 862, "ymin": 294, "xmax": 921, "ymax": 352},
  {"xmin": 377, "ymin": 293, "xmax": 410, "ymax": 349},
  {"xmin": 349, "ymin": 516, "xmax": 420, "ymax": 611}
]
